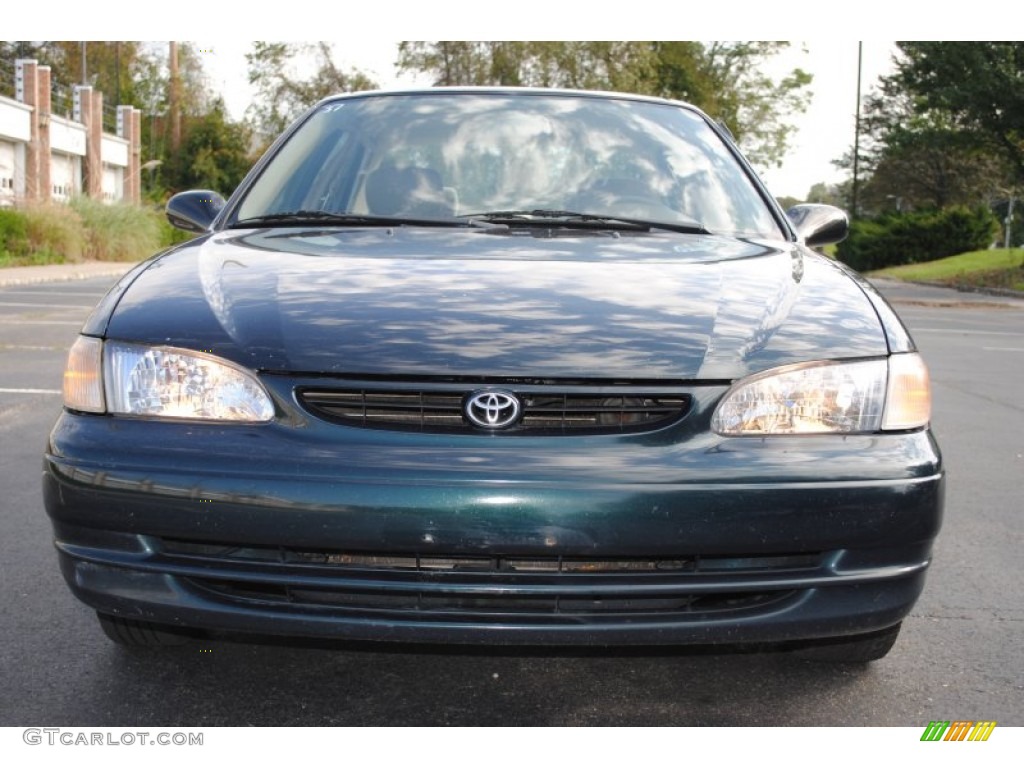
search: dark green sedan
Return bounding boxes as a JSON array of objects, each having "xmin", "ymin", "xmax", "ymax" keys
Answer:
[{"xmin": 44, "ymin": 89, "xmax": 942, "ymax": 662}]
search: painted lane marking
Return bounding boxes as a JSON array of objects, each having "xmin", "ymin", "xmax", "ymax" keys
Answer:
[
  {"xmin": 0, "ymin": 388, "xmax": 61, "ymax": 394},
  {"xmin": 2, "ymin": 320, "xmax": 82, "ymax": 325},
  {"xmin": 914, "ymin": 328, "xmax": 1024, "ymax": 337},
  {"xmin": 0, "ymin": 301, "xmax": 94, "ymax": 310}
]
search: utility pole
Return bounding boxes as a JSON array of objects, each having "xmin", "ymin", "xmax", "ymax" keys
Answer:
[
  {"xmin": 169, "ymin": 41, "xmax": 181, "ymax": 154},
  {"xmin": 851, "ymin": 42, "xmax": 863, "ymax": 220}
]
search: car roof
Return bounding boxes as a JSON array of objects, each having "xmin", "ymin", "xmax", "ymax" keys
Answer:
[{"xmin": 313, "ymin": 86, "xmax": 710, "ymax": 118}]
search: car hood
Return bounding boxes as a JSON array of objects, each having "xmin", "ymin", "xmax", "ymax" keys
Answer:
[{"xmin": 101, "ymin": 227, "xmax": 888, "ymax": 380}]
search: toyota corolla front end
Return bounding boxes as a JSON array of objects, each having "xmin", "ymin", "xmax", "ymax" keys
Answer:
[{"xmin": 43, "ymin": 89, "xmax": 943, "ymax": 661}]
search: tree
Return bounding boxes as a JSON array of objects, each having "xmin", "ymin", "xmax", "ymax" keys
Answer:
[
  {"xmin": 176, "ymin": 99, "xmax": 253, "ymax": 195},
  {"xmin": 396, "ymin": 41, "xmax": 811, "ymax": 168},
  {"xmin": 246, "ymin": 42, "xmax": 379, "ymax": 140},
  {"xmin": 652, "ymin": 42, "xmax": 812, "ymax": 168},
  {"xmin": 805, "ymin": 181, "xmax": 851, "ymax": 209},
  {"xmin": 892, "ymin": 42, "xmax": 1024, "ymax": 185},
  {"xmin": 839, "ymin": 67, "xmax": 1010, "ymax": 214}
]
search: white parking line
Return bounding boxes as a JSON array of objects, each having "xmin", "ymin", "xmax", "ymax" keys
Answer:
[
  {"xmin": 0, "ymin": 344, "xmax": 65, "ymax": 351},
  {"xmin": 0, "ymin": 388, "xmax": 60, "ymax": 394},
  {"xmin": 4, "ymin": 320, "xmax": 83, "ymax": 325},
  {"xmin": 0, "ymin": 290, "xmax": 105, "ymax": 298},
  {"xmin": 982, "ymin": 347, "xmax": 1024, "ymax": 352},
  {"xmin": 0, "ymin": 301, "xmax": 94, "ymax": 310},
  {"xmin": 915, "ymin": 328, "xmax": 1024, "ymax": 336}
]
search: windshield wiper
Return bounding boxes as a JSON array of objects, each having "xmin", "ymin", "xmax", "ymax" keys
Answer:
[
  {"xmin": 231, "ymin": 211, "xmax": 490, "ymax": 229},
  {"xmin": 459, "ymin": 209, "xmax": 709, "ymax": 235}
]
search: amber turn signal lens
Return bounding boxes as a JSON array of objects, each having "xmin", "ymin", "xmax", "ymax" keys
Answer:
[{"xmin": 63, "ymin": 336, "xmax": 105, "ymax": 413}]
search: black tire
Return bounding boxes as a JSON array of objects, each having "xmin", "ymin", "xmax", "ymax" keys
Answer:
[
  {"xmin": 96, "ymin": 612, "xmax": 192, "ymax": 647},
  {"xmin": 791, "ymin": 623, "xmax": 902, "ymax": 664}
]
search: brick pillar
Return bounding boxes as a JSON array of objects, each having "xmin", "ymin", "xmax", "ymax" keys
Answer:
[
  {"xmin": 131, "ymin": 108, "xmax": 142, "ymax": 204},
  {"xmin": 38, "ymin": 66, "xmax": 52, "ymax": 202},
  {"xmin": 88, "ymin": 90, "xmax": 103, "ymax": 199},
  {"xmin": 17, "ymin": 59, "xmax": 40, "ymax": 201},
  {"xmin": 118, "ymin": 106, "xmax": 143, "ymax": 204}
]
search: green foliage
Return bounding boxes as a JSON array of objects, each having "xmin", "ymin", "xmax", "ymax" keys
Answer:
[
  {"xmin": 837, "ymin": 207, "xmax": 999, "ymax": 272},
  {"xmin": 839, "ymin": 43, "xmax": 1024, "ymax": 216},
  {"xmin": 396, "ymin": 41, "xmax": 812, "ymax": 168},
  {"xmin": 0, "ymin": 208, "xmax": 30, "ymax": 261},
  {"xmin": 805, "ymin": 181, "xmax": 851, "ymax": 209},
  {"xmin": 873, "ymin": 248, "xmax": 1024, "ymax": 293},
  {"xmin": 841, "ymin": 71, "xmax": 1009, "ymax": 213},
  {"xmin": 0, "ymin": 200, "xmax": 191, "ymax": 267},
  {"xmin": 175, "ymin": 100, "xmax": 253, "ymax": 195},
  {"xmin": 21, "ymin": 202, "xmax": 84, "ymax": 263},
  {"xmin": 246, "ymin": 42, "xmax": 379, "ymax": 140},
  {"xmin": 894, "ymin": 42, "xmax": 1024, "ymax": 184},
  {"xmin": 69, "ymin": 197, "xmax": 163, "ymax": 261}
]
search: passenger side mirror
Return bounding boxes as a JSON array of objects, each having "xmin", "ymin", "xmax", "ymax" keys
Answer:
[{"xmin": 787, "ymin": 204, "xmax": 849, "ymax": 247}]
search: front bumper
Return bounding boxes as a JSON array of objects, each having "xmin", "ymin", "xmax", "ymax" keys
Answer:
[{"xmin": 43, "ymin": 405, "xmax": 944, "ymax": 646}]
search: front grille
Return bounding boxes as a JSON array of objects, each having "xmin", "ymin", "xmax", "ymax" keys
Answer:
[
  {"xmin": 161, "ymin": 538, "xmax": 819, "ymax": 624},
  {"xmin": 298, "ymin": 385, "xmax": 690, "ymax": 434}
]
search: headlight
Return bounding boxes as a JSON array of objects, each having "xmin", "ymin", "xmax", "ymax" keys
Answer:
[
  {"xmin": 712, "ymin": 354, "xmax": 930, "ymax": 435},
  {"xmin": 104, "ymin": 342, "xmax": 274, "ymax": 422},
  {"xmin": 62, "ymin": 336, "xmax": 274, "ymax": 422}
]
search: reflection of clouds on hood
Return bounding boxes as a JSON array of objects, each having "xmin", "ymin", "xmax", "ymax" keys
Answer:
[{"xmin": 139, "ymin": 229, "xmax": 887, "ymax": 380}]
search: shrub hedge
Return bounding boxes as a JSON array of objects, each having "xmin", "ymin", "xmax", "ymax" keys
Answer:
[{"xmin": 836, "ymin": 206, "xmax": 999, "ymax": 273}]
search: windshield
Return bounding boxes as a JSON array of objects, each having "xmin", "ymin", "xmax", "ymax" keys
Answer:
[{"xmin": 234, "ymin": 92, "xmax": 784, "ymax": 239}]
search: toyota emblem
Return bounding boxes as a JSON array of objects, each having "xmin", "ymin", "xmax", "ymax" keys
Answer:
[{"xmin": 465, "ymin": 390, "xmax": 521, "ymax": 430}]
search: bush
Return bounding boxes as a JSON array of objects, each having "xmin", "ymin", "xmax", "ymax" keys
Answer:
[
  {"xmin": 20, "ymin": 202, "xmax": 85, "ymax": 263},
  {"xmin": 0, "ymin": 208, "xmax": 30, "ymax": 261},
  {"xmin": 69, "ymin": 197, "xmax": 164, "ymax": 261},
  {"xmin": 836, "ymin": 206, "xmax": 999, "ymax": 272}
]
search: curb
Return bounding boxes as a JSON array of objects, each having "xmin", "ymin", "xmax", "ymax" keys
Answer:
[
  {"xmin": 0, "ymin": 262, "xmax": 139, "ymax": 287},
  {"xmin": 910, "ymin": 280, "xmax": 1024, "ymax": 300}
]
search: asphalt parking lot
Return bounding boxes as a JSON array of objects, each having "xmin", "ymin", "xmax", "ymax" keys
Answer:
[{"xmin": 1, "ymin": 269, "xmax": 1021, "ymax": 726}]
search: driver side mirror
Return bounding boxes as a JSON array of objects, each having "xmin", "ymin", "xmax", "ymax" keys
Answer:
[{"xmin": 166, "ymin": 190, "xmax": 226, "ymax": 234}]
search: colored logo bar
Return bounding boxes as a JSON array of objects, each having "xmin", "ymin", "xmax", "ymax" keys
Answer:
[{"xmin": 920, "ymin": 721, "xmax": 997, "ymax": 741}]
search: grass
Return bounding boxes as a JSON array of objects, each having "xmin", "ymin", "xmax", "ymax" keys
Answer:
[
  {"xmin": 69, "ymin": 198, "xmax": 164, "ymax": 262},
  {"xmin": 0, "ymin": 200, "xmax": 188, "ymax": 268},
  {"xmin": 869, "ymin": 249, "xmax": 1024, "ymax": 293}
]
